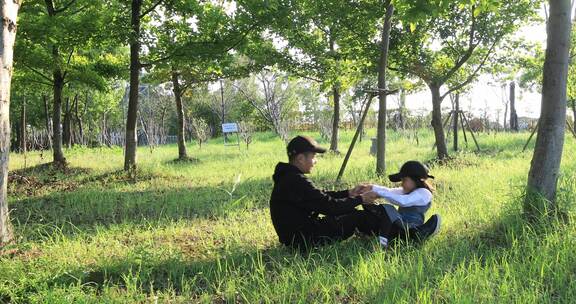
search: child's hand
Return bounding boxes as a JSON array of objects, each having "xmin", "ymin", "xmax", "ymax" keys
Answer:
[
  {"xmin": 360, "ymin": 191, "xmax": 380, "ymax": 204},
  {"xmin": 349, "ymin": 184, "xmax": 373, "ymax": 197}
]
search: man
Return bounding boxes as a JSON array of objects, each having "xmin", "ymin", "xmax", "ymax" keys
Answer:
[{"xmin": 270, "ymin": 135, "xmax": 381, "ymax": 250}]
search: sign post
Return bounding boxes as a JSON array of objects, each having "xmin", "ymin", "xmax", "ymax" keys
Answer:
[{"xmin": 222, "ymin": 123, "xmax": 240, "ymax": 147}]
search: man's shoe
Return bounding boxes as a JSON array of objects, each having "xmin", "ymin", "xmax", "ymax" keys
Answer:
[
  {"xmin": 378, "ymin": 236, "xmax": 389, "ymax": 249},
  {"xmin": 411, "ymin": 214, "xmax": 441, "ymax": 241}
]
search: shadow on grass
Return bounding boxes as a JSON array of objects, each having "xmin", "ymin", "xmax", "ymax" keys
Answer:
[
  {"xmin": 31, "ymin": 237, "xmax": 379, "ymax": 303},
  {"xmin": 8, "ymin": 163, "xmax": 94, "ymax": 198},
  {"xmin": 4, "ymin": 203, "xmax": 573, "ymax": 302},
  {"xmin": 365, "ymin": 208, "xmax": 572, "ymax": 302},
  {"xmin": 25, "ymin": 211, "xmax": 556, "ymax": 302},
  {"xmin": 10, "ymin": 175, "xmax": 274, "ymax": 240}
]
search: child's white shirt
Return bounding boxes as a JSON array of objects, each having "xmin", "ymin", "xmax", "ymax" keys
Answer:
[{"xmin": 372, "ymin": 185, "xmax": 432, "ymax": 207}]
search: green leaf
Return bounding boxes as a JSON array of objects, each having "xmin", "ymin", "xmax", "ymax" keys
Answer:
[{"xmin": 473, "ymin": 6, "xmax": 482, "ymax": 17}]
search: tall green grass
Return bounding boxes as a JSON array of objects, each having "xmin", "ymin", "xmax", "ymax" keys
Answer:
[{"xmin": 1, "ymin": 129, "xmax": 575, "ymax": 303}]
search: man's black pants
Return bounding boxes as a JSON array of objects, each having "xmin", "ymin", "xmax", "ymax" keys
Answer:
[{"xmin": 291, "ymin": 209, "xmax": 381, "ymax": 250}]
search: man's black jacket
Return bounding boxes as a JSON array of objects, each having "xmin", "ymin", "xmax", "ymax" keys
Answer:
[{"xmin": 270, "ymin": 162, "xmax": 363, "ymax": 245}]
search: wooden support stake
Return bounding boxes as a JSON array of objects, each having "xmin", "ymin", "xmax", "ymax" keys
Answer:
[
  {"xmin": 522, "ymin": 120, "xmax": 539, "ymax": 152},
  {"xmin": 336, "ymin": 94, "xmax": 376, "ymax": 182},
  {"xmin": 459, "ymin": 111, "xmax": 469, "ymax": 146},
  {"xmin": 460, "ymin": 112, "xmax": 481, "ymax": 152}
]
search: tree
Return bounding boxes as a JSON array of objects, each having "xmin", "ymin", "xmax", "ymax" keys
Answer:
[
  {"xmin": 525, "ymin": 0, "xmax": 572, "ymax": 217},
  {"xmin": 16, "ymin": 0, "xmax": 121, "ymax": 166},
  {"xmin": 124, "ymin": 0, "xmax": 161, "ymax": 171},
  {"xmin": 257, "ymin": 0, "xmax": 375, "ymax": 152},
  {"xmin": 376, "ymin": 1, "xmax": 394, "ymax": 175},
  {"xmin": 1, "ymin": 0, "xmax": 21, "ymax": 245},
  {"xmin": 236, "ymin": 70, "xmax": 296, "ymax": 141},
  {"xmin": 190, "ymin": 117, "xmax": 210, "ymax": 149},
  {"xmin": 144, "ymin": 0, "xmax": 268, "ymax": 161},
  {"xmin": 509, "ymin": 81, "xmax": 519, "ymax": 131},
  {"xmin": 10, "ymin": 75, "xmax": 50, "ymax": 152},
  {"xmin": 390, "ymin": 1, "xmax": 538, "ymax": 159},
  {"xmin": 209, "ymin": 80, "xmax": 236, "ymax": 130}
]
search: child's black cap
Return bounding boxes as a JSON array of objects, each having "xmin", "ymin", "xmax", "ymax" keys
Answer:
[
  {"xmin": 287, "ymin": 135, "xmax": 327, "ymax": 157},
  {"xmin": 389, "ymin": 160, "xmax": 435, "ymax": 182}
]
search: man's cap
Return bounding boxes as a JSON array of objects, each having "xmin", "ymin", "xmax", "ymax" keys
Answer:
[
  {"xmin": 287, "ymin": 135, "xmax": 327, "ymax": 157},
  {"xmin": 388, "ymin": 160, "xmax": 435, "ymax": 182}
]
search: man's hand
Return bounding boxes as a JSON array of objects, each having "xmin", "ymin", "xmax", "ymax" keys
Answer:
[
  {"xmin": 349, "ymin": 184, "xmax": 373, "ymax": 197},
  {"xmin": 360, "ymin": 191, "xmax": 380, "ymax": 204}
]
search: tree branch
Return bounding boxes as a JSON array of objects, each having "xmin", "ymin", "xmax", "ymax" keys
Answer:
[
  {"xmin": 54, "ymin": 0, "xmax": 78, "ymax": 14},
  {"xmin": 236, "ymin": 84, "xmax": 273, "ymax": 123},
  {"xmin": 66, "ymin": 48, "xmax": 74, "ymax": 65},
  {"xmin": 44, "ymin": 0, "xmax": 56, "ymax": 16},
  {"xmin": 289, "ymin": 70, "xmax": 322, "ymax": 83},
  {"xmin": 140, "ymin": 0, "xmax": 163, "ymax": 18},
  {"xmin": 68, "ymin": 4, "xmax": 89, "ymax": 15},
  {"xmin": 389, "ymin": 63, "xmax": 430, "ymax": 84},
  {"xmin": 27, "ymin": 79, "xmax": 53, "ymax": 87},
  {"xmin": 22, "ymin": 63, "xmax": 53, "ymax": 83},
  {"xmin": 441, "ymin": 39, "xmax": 499, "ymax": 100},
  {"xmin": 439, "ymin": 6, "xmax": 478, "ymax": 84},
  {"xmin": 141, "ymin": 23, "xmax": 259, "ymax": 68}
]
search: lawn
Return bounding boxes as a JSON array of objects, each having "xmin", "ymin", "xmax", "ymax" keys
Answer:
[{"xmin": 1, "ymin": 129, "xmax": 576, "ymax": 303}]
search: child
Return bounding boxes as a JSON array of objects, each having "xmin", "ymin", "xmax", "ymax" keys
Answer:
[{"xmin": 364, "ymin": 160, "xmax": 441, "ymax": 248}]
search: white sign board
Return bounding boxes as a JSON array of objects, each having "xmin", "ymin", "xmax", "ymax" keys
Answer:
[{"xmin": 222, "ymin": 123, "xmax": 238, "ymax": 133}]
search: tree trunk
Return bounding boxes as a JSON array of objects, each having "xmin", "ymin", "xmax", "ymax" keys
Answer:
[
  {"xmin": 52, "ymin": 69, "xmax": 66, "ymax": 164},
  {"xmin": 430, "ymin": 84, "xmax": 449, "ymax": 159},
  {"xmin": 13, "ymin": 117, "xmax": 19, "ymax": 152},
  {"xmin": 124, "ymin": 0, "xmax": 142, "ymax": 171},
  {"xmin": 330, "ymin": 85, "xmax": 340, "ymax": 152},
  {"xmin": 1, "ymin": 0, "xmax": 20, "ymax": 245},
  {"xmin": 159, "ymin": 106, "xmax": 166, "ymax": 144},
  {"xmin": 19, "ymin": 98, "xmax": 25, "ymax": 153},
  {"xmin": 43, "ymin": 94, "xmax": 52, "ymax": 149},
  {"xmin": 220, "ymin": 79, "xmax": 226, "ymax": 124},
  {"xmin": 510, "ymin": 81, "xmax": 518, "ymax": 131},
  {"xmin": 503, "ymin": 100, "xmax": 508, "ymax": 131},
  {"xmin": 399, "ymin": 88, "xmax": 406, "ymax": 129},
  {"xmin": 63, "ymin": 96, "xmax": 72, "ymax": 148},
  {"xmin": 171, "ymin": 70, "xmax": 188, "ymax": 160},
  {"xmin": 84, "ymin": 91, "xmax": 90, "ymax": 145},
  {"xmin": 102, "ymin": 112, "xmax": 109, "ymax": 147},
  {"xmin": 525, "ymin": 0, "xmax": 571, "ymax": 216},
  {"xmin": 220, "ymin": 79, "xmax": 228, "ymax": 140},
  {"xmin": 453, "ymin": 93, "xmax": 459, "ymax": 151},
  {"xmin": 572, "ymin": 100, "xmax": 576, "ymax": 133},
  {"xmin": 74, "ymin": 94, "xmax": 83, "ymax": 145},
  {"xmin": 376, "ymin": 2, "xmax": 394, "ymax": 175},
  {"xmin": 329, "ymin": 30, "xmax": 339, "ymax": 153}
]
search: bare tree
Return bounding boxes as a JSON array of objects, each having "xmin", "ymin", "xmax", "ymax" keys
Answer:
[
  {"xmin": 19, "ymin": 97, "xmax": 26, "ymax": 153},
  {"xmin": 318, "ymin": 113, "xmax": 333, "ymax": 142},
  {"xmin": 509, "ymin": 81, "xmax": 519, "ymax": 131},
  {"xmin": 138, "ymin": 83, "xmax": 173, "ymax": 151},
  {"xmin": 62, "ymin": 96, "xmax": 74, "ymax": 148},
  {"xmin": 238, "ymin": 121, "xmax": 254, "ymax": 150},
  {"xmin": 501, "ymin": 84, "xmax": 509, "ymax": 130},
  {"xmin": 237, "ymin": 71, "xmax": 294, "ymax": 141},
  {"xmin": 191, "ymin": 117, "xmax": 210, "ymax": 149},
  {"xmin": 209, "ymin": 79, "xmax": 235, "ymax": 128},
  {"xmin": 42, "ymin": 94, "xmax": 52, "ymax": 148}
]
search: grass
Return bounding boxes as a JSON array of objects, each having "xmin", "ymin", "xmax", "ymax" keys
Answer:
[{"xmin": 1, "ymin": 128, "xmax": 576, "ymax": 303}]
